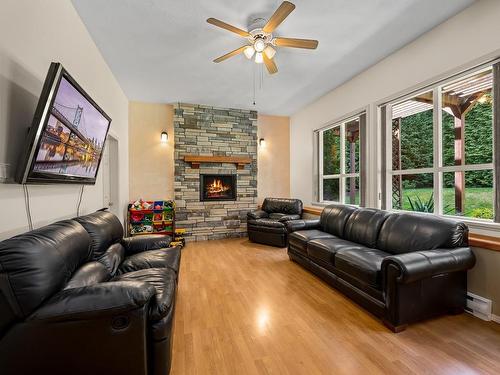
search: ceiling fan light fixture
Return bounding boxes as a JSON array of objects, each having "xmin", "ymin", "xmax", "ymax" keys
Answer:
[
  {"xmin": 243, "ymin": 46, "xmax": 255, "ymax": 59},
  {"xmin": 264, "ymin": 45, "xmax": 276, "ymax": 59},
  {"xmin": 254, "ymin": 38, "xmax": 266, "ymax": 52},
  {"xmin": 255, "ymin": 52, "xmax": 263, "ymax": 64}
]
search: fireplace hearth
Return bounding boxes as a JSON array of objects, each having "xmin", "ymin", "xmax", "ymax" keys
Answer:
[{"xmin": 200, "ymin": 174, "xmax": 237, "ymax": 201}]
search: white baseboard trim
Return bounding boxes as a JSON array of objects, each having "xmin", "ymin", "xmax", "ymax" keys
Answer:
[{"xmin": 492, "ymin": 314, "xmax": 500, "ymax": 324}]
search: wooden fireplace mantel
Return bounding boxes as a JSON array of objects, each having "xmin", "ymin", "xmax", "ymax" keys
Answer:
[{"xmin": 183, "ymin": 155, "xmax": 252, "ymax": 169}]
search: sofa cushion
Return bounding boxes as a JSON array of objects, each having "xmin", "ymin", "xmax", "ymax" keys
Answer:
[
  {"xmin": 74, "ymin": 211, "xmax": 124, "ymax": 259},
  {"xmin": 117, "ymin": 247, "xmax": 181, "ymax": 275},
  {"xmin": 269, "ymin": 213, "xmax": 286, "ymax": 220},
  {"xmin": 335, "ymin": 248, "xmax": 390, "ymax": 288},
  {"xmin": 306, "ymin": 238, "xmax": 365, "ymax": 264},
  {"xmin": 306, "ymin": 238, "xmax": 339, "ymax": 265},
  {"xmin": 344, "ymin": 208, "xmax": 391, "ymax": 248},
  {"xmin": 0, "ymin": 220, "xmax": 91, "ymax": 320},
  {"xmin": 377, "ymin": 212, "xmax": 469, "ymax": 255},
  {"xmin": 320, "ymin": 204, "xmax": 358, "ymax": 237},
  {"xmin": 289, "ymin": 230, "xmax": 335, "ymax": 254},
  {"xmin": 112, "ymin": 268, "xmax": 176, "ymax": 321},
  {"xmin": 247, "ymin": 218, "xmax": 287, "ymax": 235},
  {"xmin": 262, "ymin": 198, "xmax": 303, "ymax": 215},
  {"xmin": 64, "ymin": 262, "xmax": 109, "ymax": 290},
  {"xmin": 97, "ymin": 243, "xmax": 125, "ymax": 276},
  {"xmin": 247, "ymin": 210, "xmax": 268, "ymax": 220},
  {"xmin": 248, "ymin": 218, "xmax": 286, "ymax": 228}
]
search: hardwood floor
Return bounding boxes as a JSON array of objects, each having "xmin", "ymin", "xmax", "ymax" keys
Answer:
[{"xmin": 171, "ymin": 238, "xmax": 500, "ymax": 375}]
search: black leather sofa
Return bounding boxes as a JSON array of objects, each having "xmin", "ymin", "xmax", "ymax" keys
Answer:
[
  {"xmin": 247, "ymin": 198, "xmax": 303, "ymax": 247},
  {"xmin": 0, "ymin": 210, "xmax": 181, "ymax": 375},
  {"xmin": 287, "ymin": 204, "xmax": 475, "ymax": 332}
]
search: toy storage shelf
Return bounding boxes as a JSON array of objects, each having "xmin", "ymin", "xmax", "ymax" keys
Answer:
[{"xmin": 128, "ymin": 200, "xmax": 176, "ymax": 237}]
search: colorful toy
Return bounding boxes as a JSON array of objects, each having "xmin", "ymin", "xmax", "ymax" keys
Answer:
[
  {"xmin": 131, "ymin": 198, "xmax": 153, "ymax": 211},
  {"xmin": 128, "ymin": 200, "xmax": 176, "ymax": 237},
  {"xmin": 171, "ymin": 228, "xmax": 186, "ymax": 248}
]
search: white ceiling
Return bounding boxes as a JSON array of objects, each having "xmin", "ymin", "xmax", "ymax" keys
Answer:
[{"xmin": 72, "ymin": 0, "xmax": 474, "ymax": 115}]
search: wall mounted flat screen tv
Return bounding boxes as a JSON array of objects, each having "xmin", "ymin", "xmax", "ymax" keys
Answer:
[{"xmin": 16, "ymin": 62, "xmax": 111, "ymax": 184}]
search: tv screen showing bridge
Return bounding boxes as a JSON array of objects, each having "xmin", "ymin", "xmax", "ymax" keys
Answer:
[{"xmin": 34, "ymin": 76, "xmax": 110, "ymax": 178}]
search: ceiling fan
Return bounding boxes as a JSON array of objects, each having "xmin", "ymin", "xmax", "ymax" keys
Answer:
[{"xmin": 207, "ymin": 1, "xmax": 318, "ymax": 75}]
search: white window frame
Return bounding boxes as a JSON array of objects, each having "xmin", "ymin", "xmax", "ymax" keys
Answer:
[
  {"xmin": 319, "ymin": 114, "xmax": 362, "ymax": 204},
  {"xmin": 383, "ymin": 64, "xmax": 496, "ymax": 223}
]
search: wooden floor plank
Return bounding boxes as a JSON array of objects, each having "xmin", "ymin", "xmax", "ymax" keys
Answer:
[{"xmin": 171, "ymin": 238, "xmax": 500, "ymax": 375}]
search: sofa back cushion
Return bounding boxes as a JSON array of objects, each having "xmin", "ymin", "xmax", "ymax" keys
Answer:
[
  {"xmin": 97, "ymin": 243, "xmax": 125, "ymax": 276},
  {"xmin": 64, "ymin": 261, "xmax": 110, "ymax": 290},
  {"xmin": 75, "ymin": 211, "xmax": 123, "ymax": 260},
  {"xmin": 344, "ymin": 208, "xmax": 391, "ymax": 248},
  {"xmin": 0, "ymin": 220, "xmax": 91, "ymax": 328},
  {"xmin": 320, "ymin": 204, "xmax": 358, "ymax": 237},
  {"xmin": 377, "ymin": 212, "xmax": 468, "ymax": 254},
  {"xmin": 262, "ymin": 198, "xmax": 303, "ymax": 215}
]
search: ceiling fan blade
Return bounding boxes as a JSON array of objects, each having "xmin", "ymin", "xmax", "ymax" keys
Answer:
[
  {"xmin": 263, "ymin": 1, "xmax": 296, "ymax": 33},
  {"xmin": 274, "ymin": 37, "xmax": 319, "ymax": 49},
  {"xmin": 263, "ymin": 54, "xmax": 278, "ymax": 75},
  {"xmin": 213, "ymin": 46, "xmax": 248, "ymax": 63},
  {"xmin": 207, "ymin": 18, "xmax": 250, "ymax": 37}
]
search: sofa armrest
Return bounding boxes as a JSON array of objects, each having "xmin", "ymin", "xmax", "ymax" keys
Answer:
[
  {"xmin": 29, "ymin": 281, "xmax": 156, "ymax": 321},
  {"xmin": 285, "ymin": 219, "xmax": 320, "ymax": 233},
  {"xmin": 121, "ymin": 234, "xmax": 172, "ymax": 255},
  {"xmin": 382, "ymin": 247, "xmax": 476, "ymax": 284},
  {"xmin": 278, "ymin": 214, "xmax": 302, "ymax": 222},
  {"xmin": 247, "ymin": 210, "xmax": 269, "ymax": 220}
]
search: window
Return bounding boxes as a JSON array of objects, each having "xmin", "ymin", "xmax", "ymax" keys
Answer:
[
  {"xmin": 383, "ymin": 63, "xmax": 497, "ymax": 221},
  {"xmin": 318, "ymin": 114, "xmax": 364, "ymax": 204}
]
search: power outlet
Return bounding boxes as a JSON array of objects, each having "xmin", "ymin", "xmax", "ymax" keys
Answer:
[{"xmin": 0, "ymin": 163, "xmax": 10, "ymax": 181}]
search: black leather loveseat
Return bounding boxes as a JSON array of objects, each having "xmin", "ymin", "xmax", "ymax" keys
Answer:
[
  {"xmin": 287, "ymin": 204, "xmax": 475, "ymax": 332},
  {"xmin": 247, "ymin": 198, "xmax": 303, "ymax": 247},
  {"xmin": 0, "ymin": 210, "xmax": 181, "ymax": 375}
]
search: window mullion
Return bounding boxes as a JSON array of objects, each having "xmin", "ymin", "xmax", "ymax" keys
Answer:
[
  {"xmin": 319, "ymin": 131, "xmax": 324, "ymax": 202},
  {"xmin": 390, "ymin": 167, "xmax": 436, "ymax": 175},
  {"xmin": 384, "ymin": 104, "xmax": 393, "ymax": 210},
  {"xmin": 440, "ymin": 163, "xmax": 493, "ymax": 173},
  {"xmin": 434, "ymin": 86, "xmax": 443, "ymax": 215},
  {"xmin": 494, "ymin": 62, "xmax": 500, "ymax": 222},
  {"xmin": 340, "ymin": 122, "xmax": 346, "ymax": 203}
]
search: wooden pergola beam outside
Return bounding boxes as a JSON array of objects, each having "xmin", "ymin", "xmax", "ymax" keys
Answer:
[{"xmin": 413, "ymin": 90, "xmax": 490, "ymax": 214}]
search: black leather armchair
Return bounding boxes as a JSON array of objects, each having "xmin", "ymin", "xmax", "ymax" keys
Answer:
[
  {"xmin": 0, "ymin": 210, "xmax": 181, "ymax": 375},
  {"xmin": 247, "ymin": 198, "xmax": 303, "ymax": 247},
  {"xmin": 287, "ymin": 204, "xmax": 475, "ymax": 331}
]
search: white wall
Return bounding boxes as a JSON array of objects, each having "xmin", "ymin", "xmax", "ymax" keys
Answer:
[
  {"xmin": 0, "ymin": 0, "xmax": 129, "ymax": 239},
  {"xmin": 291, "ymin": 0, "xmax": 500, "ymax": 207}
]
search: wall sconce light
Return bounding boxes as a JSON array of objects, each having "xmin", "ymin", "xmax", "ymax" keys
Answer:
[
  {"xmin": 161, "ymin": 131, "xmax": 168, "ymax": 143},
  {"xmin": 259, "ymin": 138, "xmax": 266, "ymax": 147}
]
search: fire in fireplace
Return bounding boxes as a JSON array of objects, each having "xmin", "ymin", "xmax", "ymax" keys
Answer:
[{"xmin": 200, "ymin": 174, "xmax": 237, "ymax": 201}]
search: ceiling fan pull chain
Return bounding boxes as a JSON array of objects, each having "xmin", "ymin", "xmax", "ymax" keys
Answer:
[
  {"xmin": 253, "ymin": 63, "xmax": 256, "ymax": 106},
  {"xmin": 260, "ymin": 64, "xmax": 264, "ymax": 90}
]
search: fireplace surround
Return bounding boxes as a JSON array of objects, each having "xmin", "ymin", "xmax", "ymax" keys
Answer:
[
  {"xmin": 174, "ymin": 103, "xmax": 258, "ymax": 241},
  {"xmin": 200, "ymin": 174, "xmax": 237, "ymax": 201}
]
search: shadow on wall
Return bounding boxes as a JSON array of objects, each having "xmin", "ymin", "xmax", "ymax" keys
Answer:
[{"xmin": 0, "ymin": 55, "xmax": 41, "ymax": 182}]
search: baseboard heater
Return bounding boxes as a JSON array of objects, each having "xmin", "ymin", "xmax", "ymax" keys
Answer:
[{"xmin": 466, "ymin": 292, "xmax": 492, "ymax": 321}]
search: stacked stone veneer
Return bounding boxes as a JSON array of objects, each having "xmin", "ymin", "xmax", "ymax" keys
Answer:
[{"xmin": 174, "ymin": 103, "xmax": 258, "ymax": 241}]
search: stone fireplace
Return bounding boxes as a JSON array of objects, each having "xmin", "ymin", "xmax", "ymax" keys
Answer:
[
  {"xmin": 200, "ymin": 174, "xmax": 237, "ymax": 202},
  {"xmin": 174, "ymin": 103, "xmax": 258, "ymax": 242}
]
